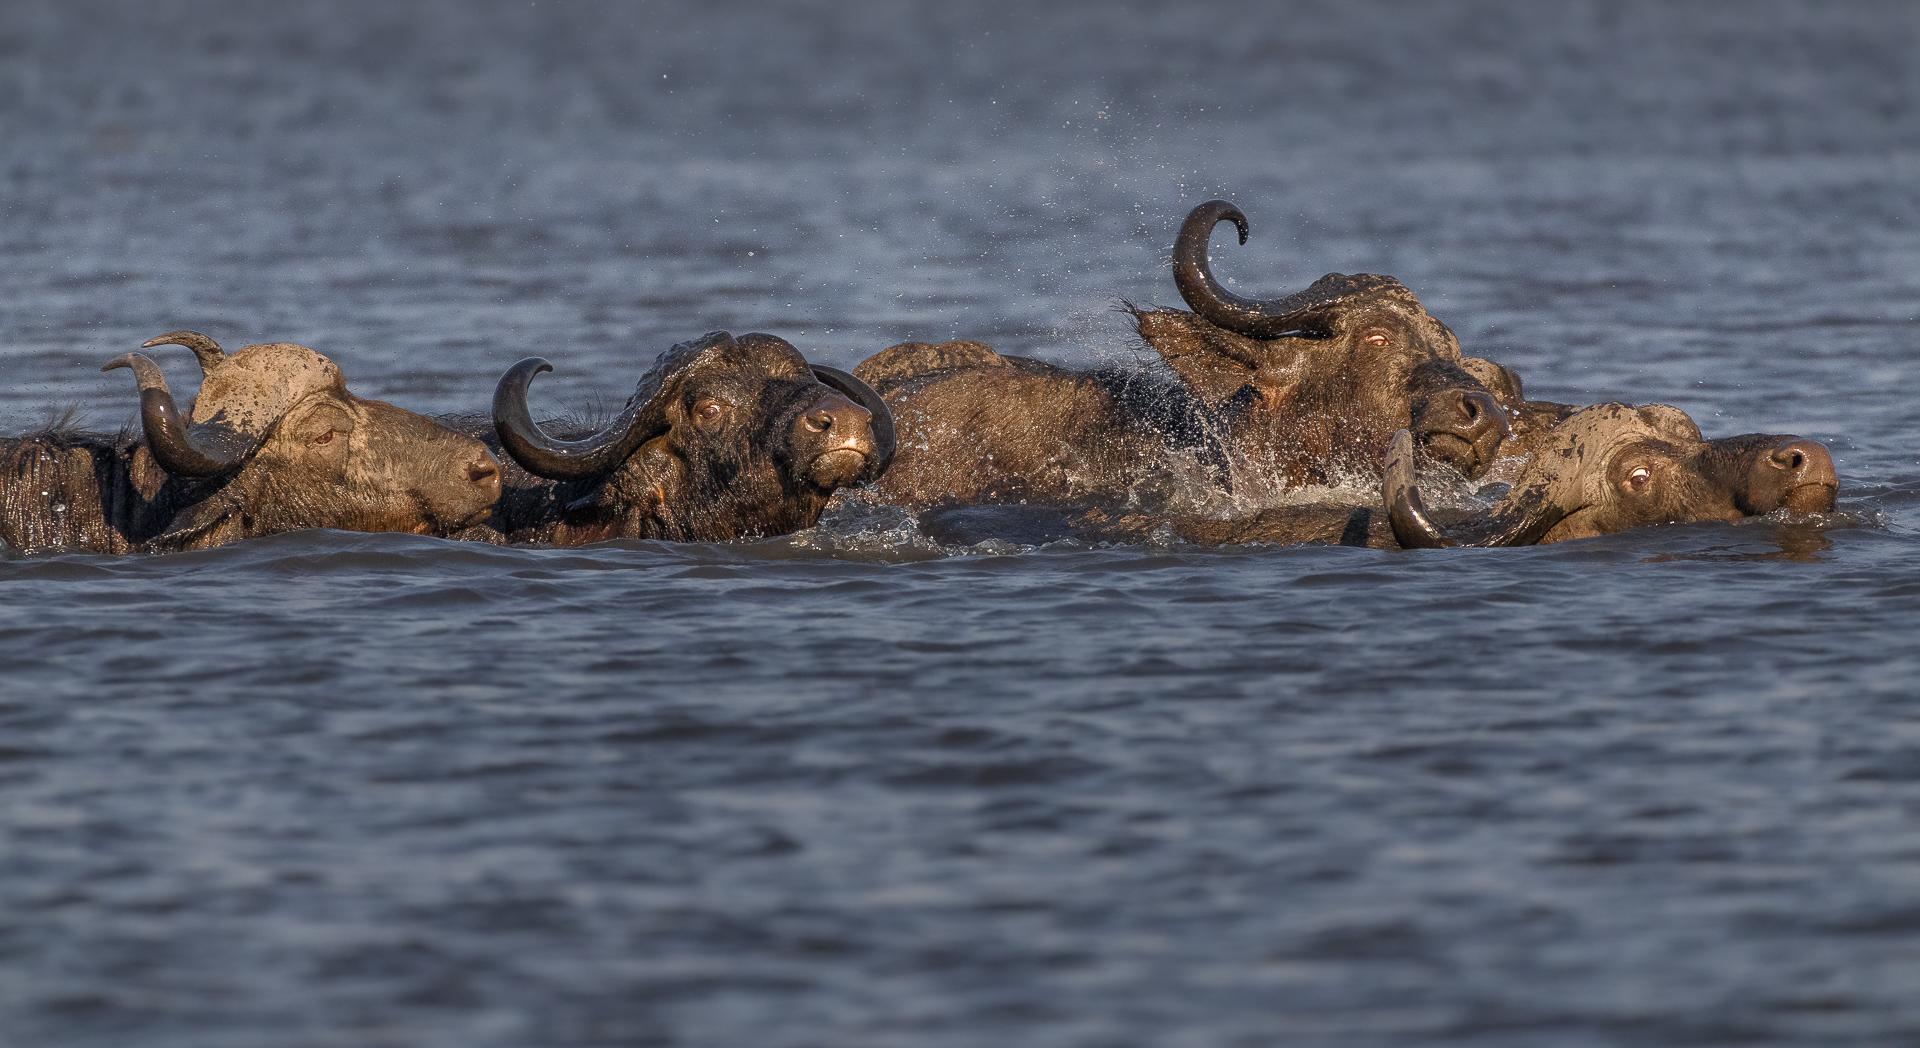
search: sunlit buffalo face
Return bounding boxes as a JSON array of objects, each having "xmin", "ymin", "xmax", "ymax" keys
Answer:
[
  {"xmin": 105, "ymin": 331, "xmax": 501, "ymax": 545},
  {"xmin": 492, "ymin": 331, "xmax": 895, "ymax": 543},
  {"xmin": 1385, "ymin": 403, "xmax": 1840, "ymax": 548},
  {"xmin": 1133, "ymin": 199, "xmax": 1507, "ymax": 485}
]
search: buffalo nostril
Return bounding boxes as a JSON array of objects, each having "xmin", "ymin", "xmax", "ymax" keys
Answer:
[
  {"xmin": 468, "ymin": 460, "xmax": 498, "ymax": 485},
  {"xmin": 1458, "ymin": 392, "xmax": 1480, "ymax": 422},
  {"xmin": 1771, "ymin": 439, "xmax": 1834, "ymax": 481},
  {"xmin": 803, "ymin": 410, "xmax": 835, "ymax": 433}
]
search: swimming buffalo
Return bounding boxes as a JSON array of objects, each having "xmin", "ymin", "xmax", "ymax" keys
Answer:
[
  {"xmin": 1384, "ymin": 403, "xmax": 1839, "ymax": 547},
  {"xmin": 857, "ymin": 199, "xmax": 1506, "ymax": 512},
  {"xmin": 854, "ymin": 339, "xmax": 1224, "ymax": 511},
  {"xmin": 0, "ymin": 331, "xmax": 502, "ymax": 554},
  {"xmin": 487, "ymin": 330, "xmax": 894, "ymax": 544},
  {"xmin": 1064, "ymin": 402, "xmax": 1838, "ymax": 549},
  {"xmin": 1132, "ymin": 199, "xmax": 1510, "ymax": 485}
]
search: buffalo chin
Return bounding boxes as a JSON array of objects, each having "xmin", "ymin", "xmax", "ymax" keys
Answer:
[
  {"xmin": 806, "ymin": 448, "xmax": 871, "ymax": 490},
  {"xmin": 1779, "ymin": 482, "xmax": 1839, "ymax": 515},
  {"xmin": 1420, "ymin": 431, "xmax": 1484, "ymax": 478}
]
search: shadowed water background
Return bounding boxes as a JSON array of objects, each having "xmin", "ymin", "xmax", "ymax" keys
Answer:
[{"xmin": 2, "ymin": 1, "xmax": 1918, "ymax": 1044}]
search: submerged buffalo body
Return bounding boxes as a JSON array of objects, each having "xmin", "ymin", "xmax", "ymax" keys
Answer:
[
  {"xmin": 0, "ymin": 331, "xmax": 501, "ymax": 554},
  {"xmin": 1041, "ymin": 402, "xmax": 1837, "ymax": 550},
  {"xmin": 859, "ymin": 200, "xmax": 1506, "ymax": 512},
  {"xmin": 486, "ymin": 331, "xmax": 895, "ymax": 545}
]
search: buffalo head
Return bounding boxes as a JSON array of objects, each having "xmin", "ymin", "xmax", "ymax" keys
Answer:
[
  {"xmin": 1138, "ymin": 199, "xmax": 1507, "ymax": 484},
  {"xmin": 1384, "ymin": 403, "xmax": 1839, "ymax": 547},
  {"xmin": 103, "ymin": 331, "xmax": 501, "ymax": 545},
  {"xmin": 492, "ymin": 331, "xmax": 895, "ymax": 542}
]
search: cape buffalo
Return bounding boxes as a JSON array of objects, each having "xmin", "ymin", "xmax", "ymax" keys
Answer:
[
  {"xmin": 1383, "ymin": 403, "xmax": 1839, "ymax": 547},
  {"xmin": 1131, "ymin": 199, "xmax": 1510, "ymax": 485},
  {"xmin": 928, "ymin": 403, "xmax": 1838, "ymax": 550},
  {"xmin": 0, "ymin": 331, "xmax": 502, "ymax": 554},
  {"xmin": 1129, "ymin": 403, "xmax": 1834, "ymax": 548},
  {"xmin": 856, "ymin": 199, "xmax": 1506, "ymax": 512},
  {"xmin": 487, "ymin": 330, "xmax": 894, "ymax": 545}
]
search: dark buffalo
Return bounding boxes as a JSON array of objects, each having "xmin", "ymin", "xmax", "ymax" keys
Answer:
[
  {"xmin": 858, "ymin": 199, "xmax": 1506, "ymax": 511},
  {"xmin": 487, "ymin": 330, "xmax": 894, "ymax": 545},
  {"xmin": 0, "ymin": 331, "xmax": 502, "ymax": 554}
]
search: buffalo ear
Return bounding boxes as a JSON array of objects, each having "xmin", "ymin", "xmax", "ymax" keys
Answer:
[
  {"xmin": 148, "ymin": 492, "xmax": 244, "ymax": 551},
  {"xmin": 1460, "ymin": 357, "xmax": 1524, "ymax": 406},
  {"xmin": 1131, "ymin": 307, "xmax": 1273, "ymax": 410}
]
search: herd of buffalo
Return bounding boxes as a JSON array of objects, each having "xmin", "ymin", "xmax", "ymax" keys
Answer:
[{"xmin": 0, "ymin": 200, "xmax": 1840, "ymax": 557}]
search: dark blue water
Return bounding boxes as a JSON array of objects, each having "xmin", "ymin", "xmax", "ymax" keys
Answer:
[{"xmin": 3, "ymin": 2, "xmax": 1918, "ymax": 1044}]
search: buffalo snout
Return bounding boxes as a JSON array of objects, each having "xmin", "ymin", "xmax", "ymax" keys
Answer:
[
  {"xmin": 1758, "ymin": 437, "xmax": 1837, "ymax": 514},
  {"xmin": 795, "ymin": 393, "xmax": 879, "ymax": 489},
  {"xmin": 1415, "ymin": 388, "xmax": 1509, "ymax": 478}
]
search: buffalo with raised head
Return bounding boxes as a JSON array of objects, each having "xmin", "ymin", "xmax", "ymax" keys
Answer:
[
  {"xmin": 487, "ymin": 330, "xmax": 894, "ymax": 545},
  {"xmin": 0, "ymin": 331, "xmax": 502, "ymax": 554},
  {"xmin": 1132, "ymin": 199, "xmax": 1511, "ymax": 485},
  {"xmin": 856, "ymin": 200, "xmax": 1507, "ymax": 512}
]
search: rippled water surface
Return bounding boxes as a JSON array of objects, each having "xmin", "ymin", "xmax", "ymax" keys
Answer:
[{"xmin": 3, "ymin": 1, "xmax": 1919, "ymax": 1044}]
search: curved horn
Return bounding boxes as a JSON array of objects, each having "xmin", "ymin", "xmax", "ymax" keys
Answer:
[
  {"xmin": 141, "ymin": 330, "xmax": 227, "ymax": 377},
  {"xmin": 1172, "ymin": 200, "xmax": 1333, "ymax": 339},
  {"xmin": 810, "ymin": 364, "xmax": 896, "ymax": 482},
  {"xmin": 102, "ymin": 352, "xmax": 254, "ymax": 478},
  {"xmin": 1383, "ymin": 429, "xmax": 1567, "ymax": 549},
  {"xmin": 492, "ymin": 357, "xmax": 659, "ymax": 481}
]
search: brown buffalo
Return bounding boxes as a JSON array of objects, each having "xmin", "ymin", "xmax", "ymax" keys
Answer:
[
  {"xmin": 858, "ymin": 199, "xmax": 1506, "ymax": 512},
  {"xmin": 1384, "ymin": 403, "xmax": 1839, "ymax": 547},
  {"xmin": 855, "ymin": 339, "xmax": 1225, "ymax": 511},
  {"xmin": 487, "ymin": 330, "xmax": 894, "ymax": 545},
  {"xmin": 1134, "ymin": 199, "xmax": 1512, "ymax": 484},
  {"xmin": 1059, "ymin": 402, "xmax": 1838, "ymax": 549},
  {"xmin": 0, "ymin": 331, "xmax": 502, "ymax": 554}
]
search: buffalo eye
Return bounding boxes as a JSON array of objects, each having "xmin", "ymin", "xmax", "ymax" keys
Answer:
[
  {"xmin": 1624, "ymin": 465, "xmax": 1653, "ymax": 493},
  {"xmin": 311, "ymin": 430, "xmax": 337, "ymax": 447},
  {"xmin": 694, "ymin": 399, "xmax": 726, "ymax": 424},
  {"xmin": 1361, "ymin": 329, "xmax": 1393, "ymax": 348}
]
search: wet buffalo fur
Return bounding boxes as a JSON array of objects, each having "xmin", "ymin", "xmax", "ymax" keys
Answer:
[
  {"xmin": 940, "ymin": 403, "xmax": 1839, "ymax": 551},
  {"xmin": 467, "ymin": 346, "xmax": 883, "ymax": 544},
  {"xmin": 856, "ymin": 339, "xmax": 1226, "ymax": 512},
  {"xmin": 0, "ymin": 419, "xmax": 372, "ymax": 554},
  {"xmin": 1127, "ymin": 303, "xmax": 1505, "ymax": 487}
]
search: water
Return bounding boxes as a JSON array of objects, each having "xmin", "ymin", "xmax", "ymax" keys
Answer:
[{"xmin": 2, "ymin": 1, "xmax": 1918, "ymax": 1044}]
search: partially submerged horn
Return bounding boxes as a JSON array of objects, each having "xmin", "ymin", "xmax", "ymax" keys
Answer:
[
  {"xmin": 102, "ymin": 351, "xmax": 256, "ymax": 478},
  {"xmin": 1173, "ymin": 200, "xmax": 1334, "ymax": 339},
  {"xmin": 141, "ymin": 330, "xmax": 227, "ymax": 377},
  {"xmin": 809, "ymin": 364, "xmax": 897, "ymax": 481},
  {"xmin": 1383, "ymin": 429, "xmax": 1566, "ymax": 549},
  {"xmin": 492, "ymin": 357, "xmax": 662, "ymax": 481}
]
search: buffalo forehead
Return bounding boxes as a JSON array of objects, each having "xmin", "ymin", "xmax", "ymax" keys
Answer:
[{"xmin": 189, "ymin": 342, "xmax": 346, "ymax": 430}]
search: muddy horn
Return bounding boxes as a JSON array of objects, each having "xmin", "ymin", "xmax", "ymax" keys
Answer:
[
  {"xmin": 1383, "ymin": 429, "xmax": 1566, "ymax": 549},
  {"xmin": 102, "ymin": 351, "xmax": 257, "ymax": 478},
  {"xmin": 141, "ymin": 330, "xmax": 228, "ymax": 377},
  {"xmin": 809, "ymin": 364, "xmax": 897, "ymax": 481}
]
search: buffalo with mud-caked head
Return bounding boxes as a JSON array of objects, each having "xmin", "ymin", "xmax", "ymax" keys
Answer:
[
  {"xmin": 1015, "ymin": 402, "xmax": 1838, "ymax": 550},
  {"xmin": 858, "ymin": 199, "xmax": 1508, "ymax": 512},
  {"xmin": 0, "ymin": 331, "xmax": 502, "ymax": 554},
  {"xmin": 486, "ymin": 330, "xmax": 894, "ymax": 545}
]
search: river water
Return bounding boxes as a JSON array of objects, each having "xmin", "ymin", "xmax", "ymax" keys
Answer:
[{"xmin": 2, "ymin": 2, "xmax": 1918, "ymax": 1044}]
